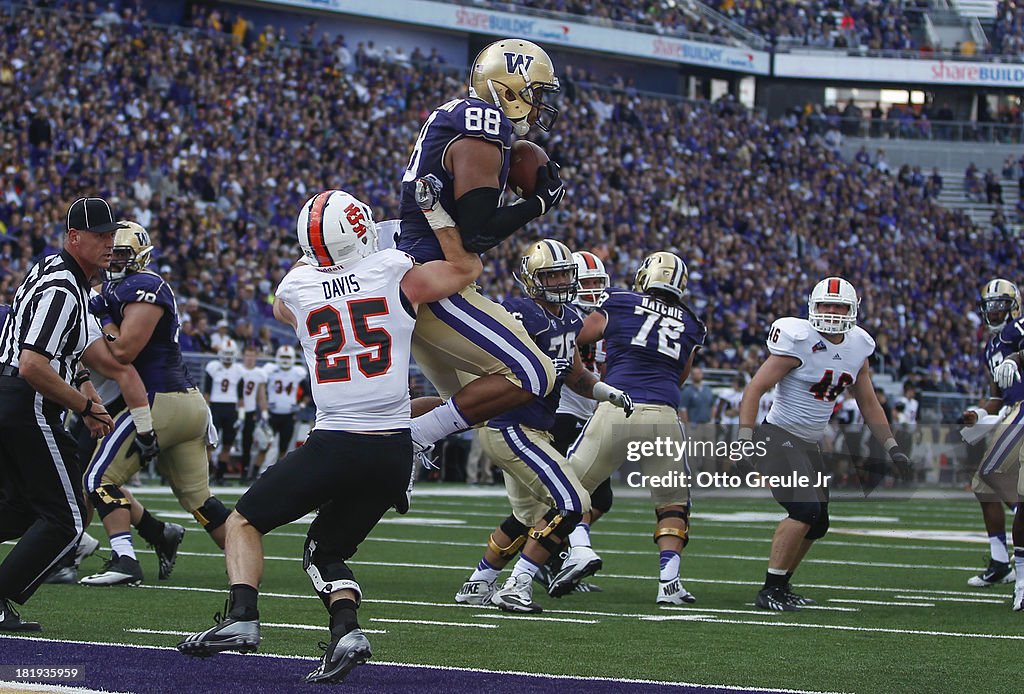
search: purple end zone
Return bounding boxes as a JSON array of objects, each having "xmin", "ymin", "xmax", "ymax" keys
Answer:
[{"xmin": 0, "ymin": 636, "xmax": 799, "ymax": 693}]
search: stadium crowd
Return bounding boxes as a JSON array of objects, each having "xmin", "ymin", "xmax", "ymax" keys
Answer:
[{"xmin": 0, "ymin": 2, "xmax": 1020, "ymax": 397}]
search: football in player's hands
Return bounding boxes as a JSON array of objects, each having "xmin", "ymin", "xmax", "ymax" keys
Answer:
[{"xmin": 507, "ymin": 140, "xmax": 549, "ymax": 198}]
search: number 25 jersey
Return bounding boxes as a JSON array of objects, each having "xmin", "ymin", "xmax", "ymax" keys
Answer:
[
  {"xmin": 274, "ymin": 249, "xmax": 415, "ymax": 432},
  {"xmin": 598, "ymin": 289, "xmax": 706, "ymax": 409},
  {"xmin": 765, "ymin": 316, "xmax": 875, "ymax": 443}
]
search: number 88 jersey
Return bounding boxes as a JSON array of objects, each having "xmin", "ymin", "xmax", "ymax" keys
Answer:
[
  {"xmin": 598, "ymin": 288, "xmax": 706, "ymax": 409},
  {"xmin": 765, "ymin": 316, "xmax": 875, "ymax": 443},
  {"xmin": 398, "ymin": 97, "xmax": 513, "ymax": 264}
]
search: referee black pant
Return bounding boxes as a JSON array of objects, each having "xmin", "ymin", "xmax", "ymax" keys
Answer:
[{"xmin": 0, "ymin": 376, "xmax": 86, "ymax": 604}]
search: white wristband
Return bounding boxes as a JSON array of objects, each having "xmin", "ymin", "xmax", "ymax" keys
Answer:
[
  {"xmin": 130, "ymin": 406, "xmax": 154, "ymax": 434},
  {"xmin": 422, "ymin": 206, "xmax": 457, "ymax": 231},
  {"xmin": 883, "ymin": 437, "xmax": 898, "ymax": 453},
  {"xmin": 593, "ymin": 381, "xmax": 616, "ymax": 403},
  {"xmin": 738, "ymin": 427, "xmax": 754, "ymax": 442}
]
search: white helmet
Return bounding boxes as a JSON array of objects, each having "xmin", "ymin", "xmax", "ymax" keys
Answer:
[
  {"xmin": 572, "ymin": 251, "xmax": 609, "ymax": 308},
  {"xmin": 276, "ymin": 344, "xmax": 296, "ymax": 369},
  {"xmin": 296, "ymin": 190, "xmax": 378, "ymax": 268},
  {"xmin": 220, "ymin": 338, "xmax": 238, "ymax": 366},
  {"xmin": 808, "ymin": 277, "xmax": 860, "ymax": 334}
]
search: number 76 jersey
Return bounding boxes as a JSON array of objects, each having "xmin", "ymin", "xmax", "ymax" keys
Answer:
[
  {"xmin": 765, "ymin": 316, "xmax": 875, "ymax": 443},
  {"xmin": 274, "ymin": 249, "xmax": 416, "ymax": 432},
  {"xmin": 598, "ymin": 288, "xmax": 706, "ymax": 409}
]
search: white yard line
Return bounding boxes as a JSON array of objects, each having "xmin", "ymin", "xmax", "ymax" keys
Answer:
[
  {"xmin": 827, "ymin": 599, "xmax": 934, "ymax": 607},
  {"xmin": 473, "ymin": 613, "xmax": 599, "ymax": 624},
  {"xmin": 369, "ymin": 618, "xmax": 496, "ymax": 629}
]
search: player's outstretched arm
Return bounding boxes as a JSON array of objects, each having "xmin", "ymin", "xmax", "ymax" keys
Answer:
[
  {"xmin": 401, "ymin": 251, "xmax": 482, "ymax": 307},
  {"xmin": 103, "ymin": 302, "xmax": 163, "ymax": 364},
  {"xmin": 577, "ymin": 310, "xmax": 608, "ymax": 346},
  {"xmin": 737, "ymin": 355, "xmax": 799, "ymax": 438}
]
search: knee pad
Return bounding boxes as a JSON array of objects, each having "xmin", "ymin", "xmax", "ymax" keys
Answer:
[
  {"xmin": 192, "ymin": 496, "xmax": 231, "ymax": 532},
  {"xmin": 784, "ymin": 500, "xmax": 821, "ymax": 527},
  {"xmin": 654, "ymin": 506, "xmax": 690, "ymax": 546},
  {"xmin": 488, "ymin": 516, "xmax": 529, "ymax": 559},
  {"xmin": 89, "ymin": 484, "xmax": 130, "ymax": 519},
  {"xmin": 591, "ymin": 478, "xmax": 614, "ymax": 514},
  {"xmin": 304, "ymin": 537, "xmax": 361, "ymax": 608},
  {"xmin": 804, "ymin": 505, "xmax": 830, "ymax": 541},
  {"xmin": 528, "ymin": 508, "xmax": 583, "ymax": 554}
]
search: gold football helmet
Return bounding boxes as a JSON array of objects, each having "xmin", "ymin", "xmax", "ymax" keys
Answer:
[
  {"xmin": 634, "ymin": 251, "xmax": 688, "ymax": 301},
  {"xmin": 517, "ymin": 239, "xmax": 577, "ymax": 304},
  {"xmin": 107, "ymin": 220, "xmax": 154, "ymax": 281},
  {"xmin": 979, "ymin": 278, "xmax": 1021, "ymax": 332},
  {"xmin": 469, "ymin": 39, "xmax": 559, "ymax": 136}
]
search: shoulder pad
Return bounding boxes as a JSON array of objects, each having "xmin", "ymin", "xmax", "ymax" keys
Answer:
[
  {"xmin": 767, "ymin": 317, "xmax": 811, "ymax": 357},
  {"xmin": 595, "ymin": 287, "xmax": 631, "ymax": 311},
  {"xmin": 111, "ymin": 272, "xmax": 171, "ymax": 309},
  {"xmin": 503, "ymin": 297, "xmax": 547, "ymax": 334},
  {"xmin": 851, "ymin": 326, "xmax": 876, "ymax": 353}
]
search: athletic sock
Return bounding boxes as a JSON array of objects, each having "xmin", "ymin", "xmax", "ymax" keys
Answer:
[
  {"xmin": 764, "ymin": 568, "xmax": 788, "ymax": 589},
  {"xmin": 990, "ymin": 533, "xmax": 1010, "ymax": 564},
  {"xmin": 135, "ymin": 509, "xmax": 166, "ymax": 546},
  {"xmin": 568, "ymin": 523, "xmax": 591, "ymax": 548},
  {"xmin": 510, "ymin": 554, "xmax": 542, "ymax": 580},
  {"xmin": 328, "ymin": 598, "xmax": 360, "ymax": 637},
  {"xmin": 110, "ymin": 532, "xmax": 136, "ymax": 561},
  {"xmin": 659, "ymin": 550, "xmax": 680, "ymax": 582},
  {"xmin": 228, "ymin": 584, "xmax": 259, "ymax": 621},
  {"xmin": 1015, "ymin": 547, "xmax": 1024, "ymax": 576},
  {"xmin": 410, "ymin": 399, "xmax": 471, "ymax": 448},
  {"xmin": 469, "ymin": 558, "xmax": 501, "ymax": 584}
]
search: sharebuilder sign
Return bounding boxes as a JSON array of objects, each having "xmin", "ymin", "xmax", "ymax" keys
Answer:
[
  {"xmin": 775, "ymin": 52, "xmax": 1024, "ymax": 87},
  {"xmin": 260, "ymin": 0, "xmax": 771, "ymax": 75}
]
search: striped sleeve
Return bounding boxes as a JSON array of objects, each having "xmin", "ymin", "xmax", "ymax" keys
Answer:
[{"xmin": 21, "ymin": 286, "xmax": 77, "ymax": 359}]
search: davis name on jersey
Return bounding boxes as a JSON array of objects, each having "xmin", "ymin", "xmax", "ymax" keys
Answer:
[
  {"xmin": 398, "ymin": 97, "xmax": 514, "ymax": 263},
  {"xmin": 205, "ymin": 361, "xmax": 243, "ymax": 405},
  {"xmin": 598, "ymin": 288, "xmax": 705, "ymax": 409},
  {"xmin": 275, "ymin": 248, "xmax": 416, "ymax": 432},
  {"xmin": 490, "ymin": 297, "xmax": 584, "ymax": 432},
  {"xmin": 765, "ymin": 316, "xmax": 875, "ymax": 443},
  {"xmin": 984, "ymin": 317, "xmax": 1024, "ymax": 405},
  {"xmin": 101, "ymin": 270, "xmax": 193, "ymax": 393},
  {"xmin": 264, "ymin": 363, "xmax": 307, "ymax": 414}
]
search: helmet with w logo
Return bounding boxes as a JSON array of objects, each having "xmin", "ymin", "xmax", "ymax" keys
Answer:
[
  {"xmin": 107, "ymin": 221, "xmax": 154, "ymax": 281},
  {"xmin": 469, "ymin": 39, "xmax": 559, "ymax": 136},
  {"xmin": 517, "ymin": 239, "xmax": 577, "ymax": 304},
  {"xmin": 634, "ymin": 251, "xmax": 688, "ymax": 302},
  {"xmin": 979, "ymin": 278, "xmax": 1021, "ymax": 332},
  {"xmin": 296, "ymin": 190, "xmax": 378, "ymax": 269}
]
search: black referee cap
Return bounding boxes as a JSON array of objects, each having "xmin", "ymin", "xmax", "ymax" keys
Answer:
[{"xmin": 66, "ymin": 197, "xmax": 120, "ymax": 234}]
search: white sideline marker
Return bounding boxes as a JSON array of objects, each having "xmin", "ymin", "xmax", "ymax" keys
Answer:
[
  {"xmin": 473, "ymin": 613, "xmax": 599, "ymax": 624},
  {"xmin": 894, "ymin": 594, "xmax": 1007, "ymax": 605},
  {"xmin": 828, "ymin": 599, "xmax": 934, "ymax": 607},
  {"xmin": 370, "ymin": 618, "xmax": 496, "ymax": 629}
]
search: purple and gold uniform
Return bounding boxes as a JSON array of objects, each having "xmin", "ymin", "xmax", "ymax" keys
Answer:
[
  {"xmin": 482, "ymin": 298, "xmax": 589, "ymax": 525},
  {"xmin": 975, "ymin": 316, "xmax": 1024, "ymax": 495},
  {"xmin": 569, "ymin": 288, "xmax": 706, "ymax": 507},
  {"xmin": 397, "ymin": 97, "xmax": 554, "ymax": 404}
]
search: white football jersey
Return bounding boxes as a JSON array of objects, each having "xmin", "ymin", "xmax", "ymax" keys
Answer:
[
  {"xmin": 263, "ymin": 363, "xmax": 307, "ymax": 414},
  {"xmin": 765, "ymin": 317, "xmax": 875, "ymax": 443},
  {"xmin": 239, "ymin": 364, "xmax": 267, "ymax": 413},
  {"xmin": 205, "ymin": 361, "xmax": 243, "ymax": 405},
  {"xmin": 376, "ymin": 219, "xmax": 401, "ymax": 251},
  {"xmin": 275, "ymin": 248, "xmax": 415, "ymax": 432},
  {"xmin": 557, "ymin": 339, "xmax": 605, "ymax": 420}
]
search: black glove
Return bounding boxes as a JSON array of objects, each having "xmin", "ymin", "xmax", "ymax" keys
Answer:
[
  {"xmin": 551, "ymin": 357, "xmax": 573, "ymax": 379},
  {"xmin": 131, "ymin": 430, "xmax": 160, "ymax": 466},
  {"xmin": 888, "ymin": 446, "xmax": 912, "ymax": 481},
  {"xmin": 534, "ymin": 161, "xmax": 565, "ymax": 215}
]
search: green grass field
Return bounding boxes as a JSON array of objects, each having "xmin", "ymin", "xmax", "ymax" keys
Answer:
[{"xmin": 6, "ymin": 485, "xmax": 1023, "ymax": 693}]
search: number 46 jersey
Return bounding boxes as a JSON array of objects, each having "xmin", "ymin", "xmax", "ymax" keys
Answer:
[
  {"xmin": 765, "ymin": 316, "xmax": 875, "ymax": 443},
  {"xmin": 274, "ymin": 249, "xmax": 415, "ymax": 432},
  {"xmin": 598, "ymin": 288, "xmax": 706, "ymax": 409}
]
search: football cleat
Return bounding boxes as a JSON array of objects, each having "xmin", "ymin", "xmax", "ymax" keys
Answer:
[
  {"xmin": 967, "ymin": 558, "xmax": 1015, "ymax": 587},
  {"xmin": 303, "ymin": 629, "xmax": 372, "ymax": 684},
  {"xmin": 573, "ymin": 581, "xmax": 603, "ymax": 593},
  {"xmin": 79, "ymin": 553, "xmax": 143, "ymax": 587},
  {"xmin": 548, "ymin": 546, "xmax": 602, "ymax": 598},
  {"xmin": 532, "ymin": 563, "xmax": 554, "ymax": 591},
  {"xmin": 491, "ymin": 574, "xmax": 543, "ymax": 613},
  {"xmin": 152, "ymin": 523, "xmax": 186, "ymax": 581},
  {"xmin": 74, "ymin": 532, "xmax": 100, "ymax": 566},
  {"xmin": 656, "ymin": 578, "xmax": 697, "ymax": 605},
  {"xmin": 177, "ymin": 605, "xmax": 260, "ymax": 657},
  {"xmin": 783, "ymin": 586, "xmax": 815, "ymax": 606},
  {"xmin": 0, "ymin": 598, "xmax": 41, "ymax": 632},
  {"xmin": 455, "ymin": 578, "xmax": 496, "ymax": 605},
  {"xmin": 43, "ymin": 565, "xmax": 78, "ymax": 585},
  {"xmin": 755, "ymin": 587, "xmax": 800, "ymax": 612},
  {"xmin": 1014, "ymin": 579, "xmax": 1024, "ymax": 612}
]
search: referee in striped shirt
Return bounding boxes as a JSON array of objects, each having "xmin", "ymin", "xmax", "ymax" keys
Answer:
[{"xmin": 0, "ymin": 197, "xmax": 120, "ymax": 631}]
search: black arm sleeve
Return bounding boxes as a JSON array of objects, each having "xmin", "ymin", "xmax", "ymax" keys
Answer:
[
  {"xmin": 203, "ymin": 373, "xmax": 213, "ymax": 397},
  {"xmin": 455, "ymin": 187, "xmax": 542, "ymax": 254}
]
